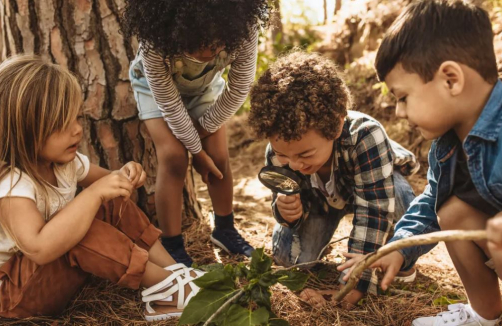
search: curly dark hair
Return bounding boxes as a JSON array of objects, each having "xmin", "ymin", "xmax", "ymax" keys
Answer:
[
  {"xmin": 121, "ymin": 0, "xmax": 270, "ymax": 57},
  {"xmin": 249, "ymin": 51, "xmax": 352, "ymax": 142}
]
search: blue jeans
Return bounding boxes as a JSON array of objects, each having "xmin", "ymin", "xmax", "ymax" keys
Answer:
[{"xmin": 272, "ymin": 170, "xmax": 416, "ymax": 267}]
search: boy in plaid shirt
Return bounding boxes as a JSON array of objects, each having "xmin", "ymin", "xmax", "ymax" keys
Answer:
[{"xmin": 248, "ymin": 51, "xmax": 419, "ymax": 307}]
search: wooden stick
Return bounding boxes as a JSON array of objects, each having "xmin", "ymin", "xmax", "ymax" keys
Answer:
[
  {"xmin": 203, "ymin": 289, "xmax": 244, "ymax": 326},
  {"xmin": 333, "ymin": 230, "xmax": 487, "ymax": 302}
]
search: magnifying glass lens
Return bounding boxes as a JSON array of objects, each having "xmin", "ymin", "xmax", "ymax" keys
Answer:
[{"xmin": 258, "ymin": 170, "xmax": 301, "ymax": 194}]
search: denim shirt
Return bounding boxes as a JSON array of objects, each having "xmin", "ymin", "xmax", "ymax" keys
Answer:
[{"xmin": 389, "ymin": 80, "xmax": 502, "ymax": 270}]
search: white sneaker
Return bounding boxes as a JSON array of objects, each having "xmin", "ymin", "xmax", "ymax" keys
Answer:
[{"xmin": 412, "ymin": 304, "xmax": 496, "ymax": 326}]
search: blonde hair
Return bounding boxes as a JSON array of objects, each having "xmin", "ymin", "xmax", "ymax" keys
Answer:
[{"xmin": 0, "ymin": 54, "xmax": 83, "ymax": 219}]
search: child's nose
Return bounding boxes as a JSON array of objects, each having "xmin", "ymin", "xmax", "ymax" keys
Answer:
[
  {"xmin": 395, "ymin": 104, "xmax": 407, "ymax": 119},
  {"xmin": 289, "ymin": 160, "xmax": 304, "ymax": 171},
  {"xmin": 73, "ymin": 120, "xmax": 83, "ymax": 136}
]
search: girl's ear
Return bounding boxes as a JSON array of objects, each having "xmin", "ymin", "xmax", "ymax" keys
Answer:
[{"xmin": 436, "ymin": 61, "xmax": 464, "ymax": 96}]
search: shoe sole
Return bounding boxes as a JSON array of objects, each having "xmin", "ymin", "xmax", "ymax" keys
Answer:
[
  {"xmin": 144, "ymin": 312, "xmax": 182, "ymax": 321},
  {"xmin": 210, "ymin": 235, "xmax": 233, "ymax": 254}
]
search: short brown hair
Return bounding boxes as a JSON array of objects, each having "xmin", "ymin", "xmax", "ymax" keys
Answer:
[
  {"xmin": 249, "ymin": 51, "xmax": 351, "ymax": 141},
  {"xmin": 375, "ymin": 0, "xmax": 497, "ymax": 83}
]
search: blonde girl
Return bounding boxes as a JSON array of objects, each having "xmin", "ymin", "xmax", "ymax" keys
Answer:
[{"xmin": 0, "ymin": 54, "xmax": 203, "ymax": 321}]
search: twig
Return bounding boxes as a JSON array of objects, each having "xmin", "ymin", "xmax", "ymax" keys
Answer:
[
  {"xmin": 334, "ymin": 230, "xmax": 487, "ymax": 302},
  {"xmin": 273, "ymin": 260, "xmax": 338, "ymax": 273},
  {"xmin": 203, "ymin": 289, "xmax": 244, "ymax": 326},
  {"xmin": 272, "ymin": 236, "xmax": 349, "ymax": 273}
]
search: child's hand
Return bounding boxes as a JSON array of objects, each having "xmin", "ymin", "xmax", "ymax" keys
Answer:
[
  {"xmin": 299, "ymin": 287, "xmax": 362, "ymax": 310},
  {"xmin": 369, "ymin": 251, "xmax": 405, "ymax": 291},
  {"xmin": 88, "ymin": 171, "xmax": 134, "ymax": 203},
  {"xmin": 276, "ymin": 193, "xmax": 302, "ymax": 223},
  {"xmin": 193, "ymin": 150, "xmax": 223, "ymax": 184},
  {"xmin": 119, "ymin": 161, "xmax": 146, "ymax": 188},
  {"xmin": 191, "ymin": 118, "xmax": 212, "ymax": 139},
  {"xmin": 337, "ymin": 252, "xmax": 366, "ymax": 281}
]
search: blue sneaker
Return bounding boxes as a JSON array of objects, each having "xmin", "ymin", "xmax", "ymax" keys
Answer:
[
  {"xmin": 210, "ymin": 227, "xmax": 254, "ymax": 257},
  {"xmin": 161, "ymin": 236, "xmax": 193, "ymax": 267}
]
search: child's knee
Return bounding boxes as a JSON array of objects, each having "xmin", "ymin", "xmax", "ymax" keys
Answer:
[
  {"xmin": 437, "ymin": 198, "xmax": 464, "ymax": 230},
  {"xmin": 212, "ymin": 153, "xmax": 230, "ymax": 174},
  {"xmin": 156, "ymin": 148, "xmax": 188, "ymax": 177},
  {"xmin": 437, "ymin": 195, "xmax": 488, "ymax": 230}
]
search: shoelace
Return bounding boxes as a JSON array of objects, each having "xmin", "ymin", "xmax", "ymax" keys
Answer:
[{"xmin": 437, "ymin": 304, "xmax": 481, "ymax": 325}]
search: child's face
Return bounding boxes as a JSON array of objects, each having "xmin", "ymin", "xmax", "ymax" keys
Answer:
[
  {"xmin": 185, "ymin": 45, "xmax": 226, "ymax": 63},
  {"xmin": 385, "ymin": 63, "xmax": 457, "ymax": 140},
  {"xmin": 269, "ymin": 129, "xmax": 335, "ymax": 175},
  {"xmin": 39, "ymin": 115, "xmax": 83, "ymax": 165}
]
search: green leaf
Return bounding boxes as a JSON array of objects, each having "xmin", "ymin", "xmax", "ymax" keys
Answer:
[
  {"xmin": 274, "ymin": 270, "xmax": 309, "ymax": 291},
  {"xmin": 250, "ymin": 285, "xmax": 272, "ymax": 309},
  {"xmin": 193, "ymin": 271, "xmax": 235, "ymax": 291},
  {"xmin": 258, "ymin": 272, "xmax": 280, "ymax": 287},
  {"xmin": 178, "ymin": 289, "xmax": 238, "ymax": 325},
  {"xmin": 433, "ymin": 296, "xmax": 460, "ymax": 306},
  {"xmin": 199, "ymin": 263, "xmax": 225, "ymax": 273},
  {"xmin": 250, "ymin": 248, "xmax": 273, "ymax": 276},
  {"xmin": 268, "ymin": 318, "xmax": 290, "ymax": 326},
  {"xmin": 219, "ymin": 305, "xmax": 269, "ymax": 326}
]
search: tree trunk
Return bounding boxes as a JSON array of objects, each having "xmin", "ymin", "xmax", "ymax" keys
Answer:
[
  {"xmin": 334, "ymin": 0, "xmax": 342, "ymax": 16},
  {"xmin": 266, "ymin": 0, "xmax": 283, "ymax": 55},
  {"xmin": 323, "ymin": 0, "xmax": 328, "ymax": 24},
  {"xmin": 0, "ymin": 0, "xmax": 202, "ymax": 223}
]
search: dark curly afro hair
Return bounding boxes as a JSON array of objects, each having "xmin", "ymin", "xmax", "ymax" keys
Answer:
[
  {"xmin": 249, "ymin": 51, "xmax": 352, "ymax": 142},
  {"xmin": 121, "ymin": 0, "xmax": 270, "ymax": 57}
]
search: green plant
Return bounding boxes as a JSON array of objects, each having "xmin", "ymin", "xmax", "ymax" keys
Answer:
[{"xmin": 178, "ymin": 248, "xmax": 309, "ymax": 326}]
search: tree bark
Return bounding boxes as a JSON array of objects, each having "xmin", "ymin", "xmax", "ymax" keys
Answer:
[
  {"xmin": 0, "ymin": 0, "xmax": 202, "ymax": 223},
  {"xmin": 266, "ymin": 0, "xmax": 283, "ymax": 55}
]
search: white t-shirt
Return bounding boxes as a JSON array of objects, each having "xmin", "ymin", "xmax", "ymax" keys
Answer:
[{"xmin": 0, "ymin": 152, "xmax": 90, "ymax": 267}]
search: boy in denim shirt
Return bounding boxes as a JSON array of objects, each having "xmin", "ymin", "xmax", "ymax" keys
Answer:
[{"xmin": 340, "ymin": 0, "xmax": 502, "ymax": 325}]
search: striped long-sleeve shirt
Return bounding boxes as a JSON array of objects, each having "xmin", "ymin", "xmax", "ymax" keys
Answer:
[{"xmin": 140, "ymin": 30, "xmax": 259, "ymax": 154}]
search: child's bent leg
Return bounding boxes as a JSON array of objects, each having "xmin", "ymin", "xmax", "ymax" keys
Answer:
[
  {"xmin": 438, "ymin": 195, "xmax": 502, "ymax": 320},
  {"xmin": 97, "ymin": 197, "xmax": 175, "ymax": 267},
  {"xmin": 202, "ymin": 124, "xmax": 233, "ymax": 215},
  {"xmin": 66, "ymin": 218, "xmax": 150, "ymax": 289},
  {"xmin": 0, "ymin": 254, "xmax": 88, "ymax": 318},
  {"xmin": 203, "ymin": 125, "xmax": 254, "ymax": 256},
  {"xmin": 272, "ymin": 210, "xmax": 344, "ymax": 267},
  {"xmin": 143, "ymin": 118, "xmax": 188, "ymax": 237},
  {"xmin": 143, "ymin": 118, "xmax": 193, "ymax": 266},
  {"xmin": 393, "ymin": 170, "xmax": 416, "ymax": 224}
]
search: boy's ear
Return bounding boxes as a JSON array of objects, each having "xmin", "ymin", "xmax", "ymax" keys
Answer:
[{"xmin": 436, "ymin": 61, "xmax": 464, "ymax": 96}]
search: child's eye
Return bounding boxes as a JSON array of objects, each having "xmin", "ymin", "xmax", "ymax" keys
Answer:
[{"xmin": 398, "ymin": 96, "xmax": 407, "ymax": 103}]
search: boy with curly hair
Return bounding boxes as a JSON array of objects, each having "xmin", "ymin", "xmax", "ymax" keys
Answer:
[
  {"xmin": 343, "ymin": 1, "xmax": 502, "ymax": 325},
  {"xmin": 248, "ymin": 51, "xmax": 420, "ymax": 307},
  {"xmin": 122, "ymin": 0, "xmax": 270, "ymax": 265}
]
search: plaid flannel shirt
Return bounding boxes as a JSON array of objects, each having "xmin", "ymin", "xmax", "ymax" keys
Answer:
[{"xmin": 266, "ymin": 110, "xmax": 419, "ymax": 293}]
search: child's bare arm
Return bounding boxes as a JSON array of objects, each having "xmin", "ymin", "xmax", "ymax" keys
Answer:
[
  {"xmin": 78, "ymin": 164, "xmax": 110, "ymax": 188},
  {"xmin": 0, "ymin": 173, "xmax": 133, "ymax": 265},
  {"xmin": 487, "ymin": 212, "xmax": 502, "ymax": 277}
]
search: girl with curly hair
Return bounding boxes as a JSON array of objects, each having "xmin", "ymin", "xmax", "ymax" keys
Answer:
[{"xmin": 122, "ymin": 0, "xmax": 270, "ymax": 266}]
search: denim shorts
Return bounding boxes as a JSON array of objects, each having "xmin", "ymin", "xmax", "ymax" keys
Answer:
[{"xmin": 129, "ymin": 56, "xmax": 226, "ymax": 121}]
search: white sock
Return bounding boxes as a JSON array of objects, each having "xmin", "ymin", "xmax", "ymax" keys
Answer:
[{"xmin": 466, "ymin": 304, "xmax": 499, "ymax": 326}]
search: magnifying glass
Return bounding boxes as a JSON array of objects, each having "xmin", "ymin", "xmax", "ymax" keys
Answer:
[{"xmin": 258, "ymin": 165, "xmax": 309, "ymax": 195}]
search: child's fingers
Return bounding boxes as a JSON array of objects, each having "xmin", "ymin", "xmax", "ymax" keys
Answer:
[
  {"xmin": 278, "ymin": 194, "xmax": 300, "ymax": 204},
  {"xmin": 342, "ymin": 252, "xmax": 361, "ymax": 258},
  {"xmin": 380, "ymin": 264, "xmax": 400, "ymax": 291},
  {"xmin": 137, "ymin": 170, "xmax": 147, "ymax": 188},
  {"xmin": 208, "ymin": 162, "xmax": 223, "ymax": 180},
  {"xmin": 337, "ymin": 259, "xmax": 356, "ymax": 272}
]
